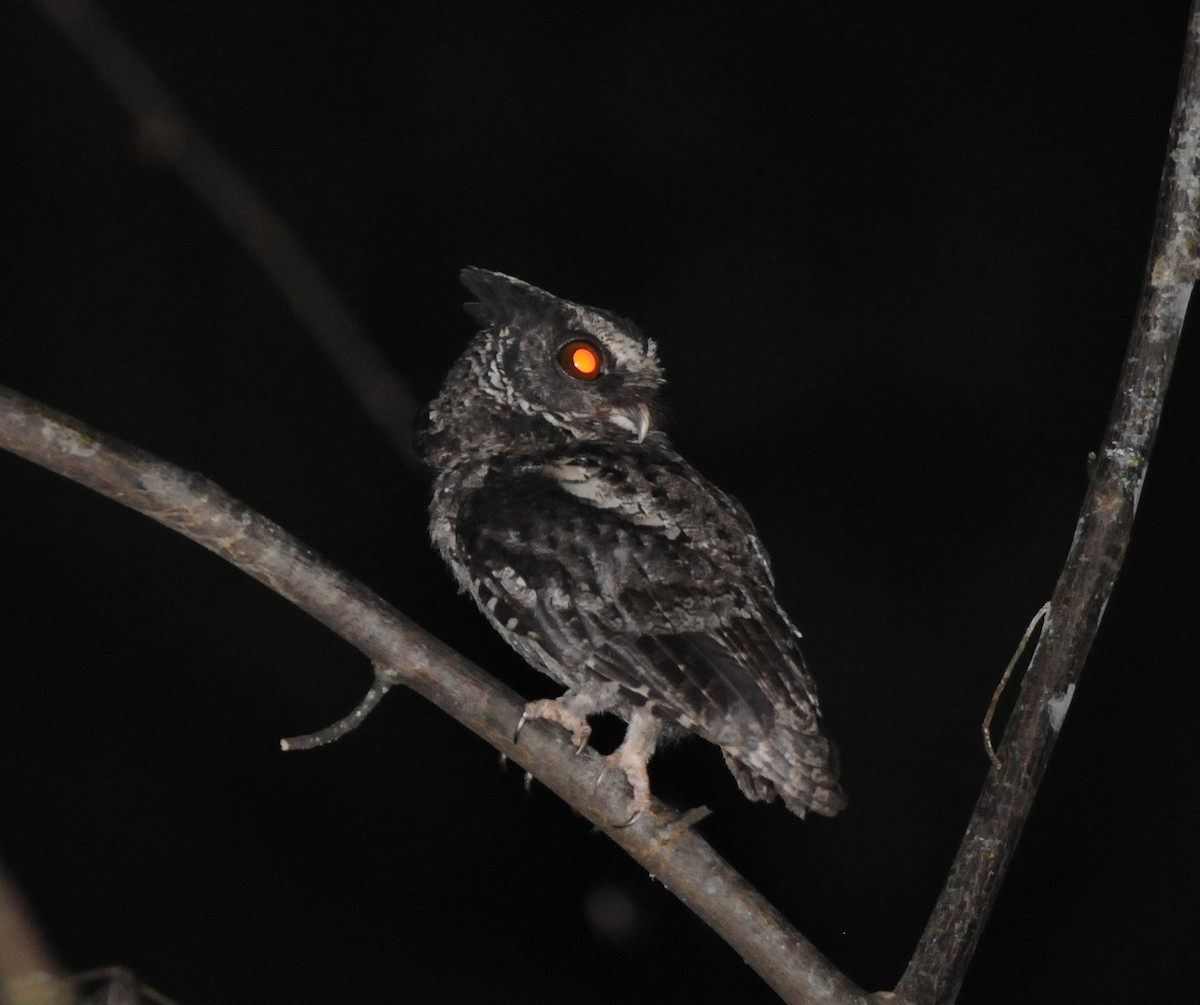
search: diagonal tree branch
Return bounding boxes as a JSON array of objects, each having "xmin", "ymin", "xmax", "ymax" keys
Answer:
[
  {"xmin": 0, "ymin": 383, "xmax": 871, "ymax": 1005},
  {"xmin": 894, "ymin": 3, "xmax": 1199, "ymax": 1002}
]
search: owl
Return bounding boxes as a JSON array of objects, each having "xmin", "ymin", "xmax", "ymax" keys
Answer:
[{"xmin": 417, "ymin": 269, "xmax": 846, "ymax": 822}]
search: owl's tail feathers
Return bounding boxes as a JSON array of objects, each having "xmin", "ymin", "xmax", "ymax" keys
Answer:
[{"xmin": 722, "ymin": 725, "xmax": 847, "ymax": 818}]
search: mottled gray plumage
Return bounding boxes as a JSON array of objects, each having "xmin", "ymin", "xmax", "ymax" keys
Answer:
[{"xmin": 418, "ymin": 269, "xmax": 845, "ymax": 820}]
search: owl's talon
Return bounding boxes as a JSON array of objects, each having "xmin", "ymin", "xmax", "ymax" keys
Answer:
[
  {"xmin": 612, "ymin": 786, "xmax": 652, "ymax": 828},
  {"xmin": 513, "ymin": 710, "xmax": 530, "ymax": 744},
  {"xmin": 613, "ymin": 806, "xmax": 644, "ymax": 829},
  {"xmin": 515, "ymin": 698, "xmax": 592, "ymax": 752}
]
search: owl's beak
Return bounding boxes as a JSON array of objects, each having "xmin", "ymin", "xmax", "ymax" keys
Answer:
[{"xmin": 605, "ymin": 403, "xmax": 652, "ymax": 443}]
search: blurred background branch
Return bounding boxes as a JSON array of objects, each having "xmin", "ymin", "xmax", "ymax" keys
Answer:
[{"xmin": 30, "ymin": 0, "xmax": 421, "ymax": 469}]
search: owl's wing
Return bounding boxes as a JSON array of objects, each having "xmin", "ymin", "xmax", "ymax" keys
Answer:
[{"xmin": 458, "ymin": 449, "xmax": 825, "ymax": 751}]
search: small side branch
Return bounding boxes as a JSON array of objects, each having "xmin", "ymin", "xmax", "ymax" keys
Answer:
[
  {"xmin": 281, "ymin": 663, "xmax": 402, "ymax": 751},
  {"xmin": 895, "ymin": 4, "xmax": 1199, "ymax": 1002}
]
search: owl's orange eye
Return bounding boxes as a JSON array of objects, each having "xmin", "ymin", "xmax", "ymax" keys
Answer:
[{"xmin": 558, "ymin": 339, "xmax": 603, "ymax": 381}]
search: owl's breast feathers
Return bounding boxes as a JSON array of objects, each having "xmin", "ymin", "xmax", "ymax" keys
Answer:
[{"xmin": 440, "ymin": 441, "xmax": 845, "ymax": 815}]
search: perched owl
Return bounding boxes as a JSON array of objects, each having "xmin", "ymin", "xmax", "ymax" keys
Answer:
[{"xmin": 418, "ymin": 269, "xmax": 846, "ymax": 822}]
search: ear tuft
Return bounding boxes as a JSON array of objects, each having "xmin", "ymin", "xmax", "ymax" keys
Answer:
[{"xmin": 461, "ymin": 268, "xmax": 556, "ymax": 328}]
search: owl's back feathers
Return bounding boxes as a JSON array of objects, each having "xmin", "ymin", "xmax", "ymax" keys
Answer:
[{"xmin": 419, "ymin": 269, "xmax": 845, "ymax": 820}]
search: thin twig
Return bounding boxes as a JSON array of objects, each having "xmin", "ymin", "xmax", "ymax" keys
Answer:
[
  {"xmin": 0, "ymin": 384, "xmax": 870, "ymax": 1005},
  {"xmin": 895, "ymin": 4, "xmax": 1198, "ymax": 1002},
  {"xmin": 980, "ymin": 603, "xmax": 1049, "ymax": 773},
  {"xmin": 280, "ymin": 663, "xmax": 402, "ymax": 751},
  {"xmin": 29, "ymin": 0, "xmax": 422, "ymax": 471}
]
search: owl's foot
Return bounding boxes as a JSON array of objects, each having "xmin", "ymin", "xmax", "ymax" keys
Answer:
[
  {"xmin": 515, "ymin": 698, "xmax": 592, "ymax": 753},
  {"xmin": 603, "ymin": 745, "xmax": 653, "ymax": 826},
  {"xmin": 600, "ymin": 704, "xmax": 665, "ymax": 826},
  {"xmin": 514, "ymin": 683, "xmax": 624, "ymax": 753}
]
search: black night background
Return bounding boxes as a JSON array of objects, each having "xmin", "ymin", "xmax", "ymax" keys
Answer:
[{"xmin": 2, "ymin": 3, "xmax": 1196, "ymax": 1002}]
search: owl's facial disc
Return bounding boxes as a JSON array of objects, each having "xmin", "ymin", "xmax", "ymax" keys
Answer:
[{"xmin": 554, "ymin": 334, "xmax": 653, "ymax": 442}]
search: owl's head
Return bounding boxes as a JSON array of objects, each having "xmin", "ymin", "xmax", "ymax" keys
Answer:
[{"xmin": 419, "ymin": 270, "xmax": 666, "ymax": 467}]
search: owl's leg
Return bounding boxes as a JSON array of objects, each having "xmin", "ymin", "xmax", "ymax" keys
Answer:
[
  {"xmin": 515, "ymin": 681, "xmax": 622, "ymax": 753},
  {"xmin": 603, "ymin": 703, "xmax": 664, "ymax": 825}
]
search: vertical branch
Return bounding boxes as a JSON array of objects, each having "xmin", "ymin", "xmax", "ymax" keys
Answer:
[{"xmin": 895, "ymin": 4, "xmax": 1199, "ymax": 1003}]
